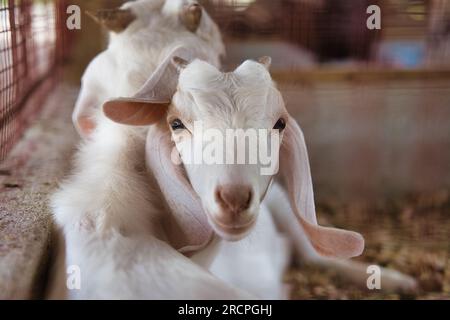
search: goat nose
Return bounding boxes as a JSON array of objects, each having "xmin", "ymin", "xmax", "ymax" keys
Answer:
[{"xmin": 215, "ymin": 184, "xmax": 253, "ymax": 215}]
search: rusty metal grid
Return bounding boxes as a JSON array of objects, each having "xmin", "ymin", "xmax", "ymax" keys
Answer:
[{"xmin": 0, "ymin": 0, "xmax": 68, "ymax": 162}]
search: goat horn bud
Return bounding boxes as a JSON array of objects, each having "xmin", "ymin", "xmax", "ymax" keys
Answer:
[
  {"xmin": 86, "ymin": 9, "xmax": 136, "ymax": 33},
  {"xmin": 180, "ymin": 3, "xmax": 202, "ymax": 33},
  {"xmin": 257, "ymin": 56, "xmax": 272, "ymax": 70},
  {"xmin": 172, "ymin": 56, "xmax": 189, "ymax": 73}
]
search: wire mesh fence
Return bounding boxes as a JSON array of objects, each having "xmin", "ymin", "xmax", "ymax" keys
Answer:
[
  {"xmin": 0, "ymin": 0, "xmax": 69, "ymax": 162},
  {"xmin": 1, "ymin": 0, "xmax": 449, "ymax": 164},
  {"xmin": 204, "ymin": 0, "xmax": 450, "ymax": 68}
]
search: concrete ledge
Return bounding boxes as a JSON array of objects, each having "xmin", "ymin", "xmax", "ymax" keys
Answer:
[
  {"xmin": 273, "ymin": 68, "xmax": 450, "ymax": 84},
  {"xmin": 0, "ymin": 84, "xmax": 78, "ymax": 299}
]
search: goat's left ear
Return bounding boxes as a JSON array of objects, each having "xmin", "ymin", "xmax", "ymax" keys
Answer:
[
  {"xmin": 279, "ymin": 115, "xmax": 365, "ymax": 259},
  {"xmin": 103, "ymin": 98, "xmax": 170, "ymax": 126}
]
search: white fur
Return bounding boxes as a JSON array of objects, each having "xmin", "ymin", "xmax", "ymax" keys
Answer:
[
  {"xmin": 51, "ymin": 0, "xmax": 416, "ymax": 300},
  {"xmin": 51, "ymin": 0, "xmax": 250, "ymax": 299}
]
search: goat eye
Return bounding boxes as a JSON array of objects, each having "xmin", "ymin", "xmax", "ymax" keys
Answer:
[
  {"xmin": 170, "ymin": 119, "xmax": 185, "ymax": 131},
  {"xmin": 273, "ymin": 118, "xmax": 286, "ymax": 131}
]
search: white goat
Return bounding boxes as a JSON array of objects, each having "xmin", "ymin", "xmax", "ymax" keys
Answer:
[
  {"xmin": 50, "ymin": 0, "xmax": 416, "ymax": 299},
  {"xmin": 50, "ymin": 0, "xmax": 249, "ymax": 299},
  {"xmin": 72, "ymin": 0, "xmax": 224, "ymax": 138}
]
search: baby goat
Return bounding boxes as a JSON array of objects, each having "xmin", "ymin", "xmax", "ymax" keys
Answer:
[
  {"xmin": 51, "ymin": 0, "xmax": 416, "ymax": 299},
  {"xmin": 103, "ymin": 54, "xmax": 416, "ymax": 298}
]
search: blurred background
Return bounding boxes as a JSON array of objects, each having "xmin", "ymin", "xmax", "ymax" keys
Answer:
[{"xmin": 0, "ymin": 0, "xmax": 449, "ymax": 299}]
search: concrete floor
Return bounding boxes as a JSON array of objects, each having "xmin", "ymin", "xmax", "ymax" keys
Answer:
[{"xmin": 0, "ymin": 84, "xmax": 79, "ymax": 299}]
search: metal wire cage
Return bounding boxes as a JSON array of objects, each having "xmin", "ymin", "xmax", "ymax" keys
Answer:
[
  {"xmin": 0, "ymin": 0, "xmax": 448, "ymax": 163},
  {"xmin": 202, "ymin": 0, "xmax": 449, "ymax": 68},
  {"xmin": 0, "ymin": 0, "xmax": 69, "ymax": 162}
]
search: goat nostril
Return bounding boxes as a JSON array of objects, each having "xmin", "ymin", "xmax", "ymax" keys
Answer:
[
  {"xmin": 215, "ymin": 185, "xmax": 253, "ymax": 214},
  {"xmin": 215, "ymin": 188, "xmax": 224, "ymax": 206},
  {"xmin": 244, "ymin": 189, "xmax": 252, "ymax": 210}
]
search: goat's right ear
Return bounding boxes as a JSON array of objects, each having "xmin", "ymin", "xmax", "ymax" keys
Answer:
[
  {"xmin": 103, "ymin": 98, "xmax": 170, "ymax": 126},
  {"xmin": 102, "ymin": 46, "xmax": 194, "ymax": 126}
]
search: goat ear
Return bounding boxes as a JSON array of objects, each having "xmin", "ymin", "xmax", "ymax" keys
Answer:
[
  {"xmin": 172, "ymin": 56, "xmax": 189, "ymax": 73},
  {"xmin": 132, "ymin": 46, "xmax": 196, "ymax": 101},
  {"xmin": 103, "ymin": 98, "xmax": 169, "ymax": 126},
  {"xmin": 180, "ymin": 2, "xmax": 202, "ymax": 33},
  {"xmin": 279, "ymin": 115, "xmax": 364, "ymax": 258},
  {"xmin": 86, "ymin": 9, "xmax": 136, "ymax": 33},
  {"xmin": 146, "ymin": 123, "xmax": 213, "ymax": 252},
  {"xmin": 102, "ymin": 46, "xmax": 195, "ymax": 126},
  {"xmin": 77, "ymin": 116, "xmax": 96, "ymax": 136}
]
